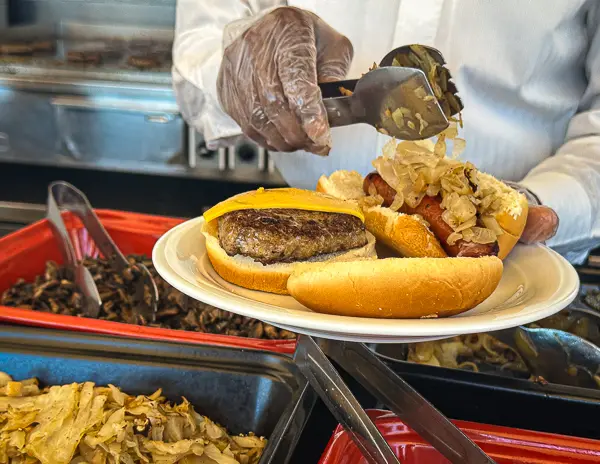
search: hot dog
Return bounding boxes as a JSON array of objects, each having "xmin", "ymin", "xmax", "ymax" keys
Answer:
[
  {"xmin": 317, "ymin": 138, "xmax": 528, "ymax": 260},
  {"xmin": 363, "ymin": 172, "xmax": 499, "ymax": 257}
]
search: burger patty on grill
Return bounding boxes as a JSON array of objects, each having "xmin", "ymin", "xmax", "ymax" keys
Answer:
[{"xmin": 218, "ymin": 208, "xmax": 367, "ymax": 265}]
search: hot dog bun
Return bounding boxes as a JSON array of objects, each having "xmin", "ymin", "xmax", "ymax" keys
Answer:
[
  {"xmin": 317, "ymin": 170, "xmax": 447, "ymax": 258},
  {"xmin": 318, "ymin": 166, "xmax": 528, "ymax": 260},
  {"xmin": 202, "ymin": 219, "xmax": 377, "ymax": 295},
  {"xmin": 287, "ymin": 255, "xmax": 503, "ymax": 318},
  {"xmin": 476, "ymin": 172, "xmax": 529, "ymax": 260}
]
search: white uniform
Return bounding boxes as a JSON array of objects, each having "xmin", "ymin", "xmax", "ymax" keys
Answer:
[{"xmin": 173, "ymin": 0, "xmax": 600, "ymax": 264}]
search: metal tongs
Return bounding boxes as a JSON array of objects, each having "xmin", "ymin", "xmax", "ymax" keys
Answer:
[
  {"xmin": 46, "ymin": 180, "xmax": 158, "ymax": 320},
  {"xmin": 319, "ymin": 44, "xmax": 463, "ymax": 140},
  {"xmin": 295, "ymin": 336, "xmax": 496, "ymax": 464}
]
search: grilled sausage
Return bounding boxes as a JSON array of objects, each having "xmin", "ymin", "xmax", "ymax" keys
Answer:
[
  {"xmin": 364, "ymin": 172, "xmax": 397, "ymax": 204},
  {"xmin": 363, "ymin": 172, "xmax": 499, "ymax": 257}
]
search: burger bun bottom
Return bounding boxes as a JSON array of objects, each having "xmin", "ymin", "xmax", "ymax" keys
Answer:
[{"xmin": 201, "ymin": 219, "xmax": 378, "ymax": 295}]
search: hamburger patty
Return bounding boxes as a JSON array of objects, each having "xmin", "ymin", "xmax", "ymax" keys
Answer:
[{"xmin": 218, "ymin": 209, "xmax": 367, "ymax": 265}]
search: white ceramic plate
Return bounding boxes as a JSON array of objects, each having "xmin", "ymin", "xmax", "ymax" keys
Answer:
[{"xmin": 152, "ymin": 217, "xmax": 580, "ymax": 343}]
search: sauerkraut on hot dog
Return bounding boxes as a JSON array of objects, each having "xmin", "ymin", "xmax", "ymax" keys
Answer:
[{"xmin": 317, "ymin": 135, "xmax": 528, "ymax": 260}]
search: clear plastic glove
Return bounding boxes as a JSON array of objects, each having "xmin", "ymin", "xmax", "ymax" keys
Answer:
[
  {"xmin": 217, "ymin": 7, "xmax": 353, "ymax": 156},
  {"xmin": 521, "ymin": 205, "xmax": 559, "ymax": 244},
  {"xmin": 504, "ymin": 181, "xmax": 559, "ymax": 244}
]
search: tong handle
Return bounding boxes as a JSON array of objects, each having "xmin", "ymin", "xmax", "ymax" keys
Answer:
[
  {"xmin": 318, "ymin": 79, "xmax": 357, "ymax": 99},
  {"xmin": 321, "ymin": 340, "xmax": 496, "ymax": 464},
  {"xmin": 294, "ymin": 335, "xmax": 400, "ymax": 464},
  {"xmin": 47, "ymin": 181, "xmax": 159, "ymax": 322},
  {"xmin": 318, "ymin": 79, "xmax": 365, "ymax": 129},
  {"xmin": 49, "ymin": 181, "xmax": 129, "ymax": 269},
  {"xmin": 46, "ymin": 184, "xmax": 102, "ymax": 317},
  {"xmin": 46, "ymin": 191, "xmax": 79, "ymax": 268}
]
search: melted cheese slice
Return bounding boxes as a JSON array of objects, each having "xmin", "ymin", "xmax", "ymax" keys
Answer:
[{"xmin": 203, "ymin": 187, "xmax": 365, "ymax": 223}]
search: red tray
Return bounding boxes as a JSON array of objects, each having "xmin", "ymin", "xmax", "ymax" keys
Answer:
[
  {"xmin": 319, "ymin": 410, "xmax": 600, "ymax": 463},
  {"xmin": 0, "ymin": 209, "xmax": 296, "ymax": 354}
]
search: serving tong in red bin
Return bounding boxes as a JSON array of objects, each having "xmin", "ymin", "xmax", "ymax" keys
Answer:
[
  {"xmin": 294, "ymin": 335, "xmax": 496, "ymax": 464},
  {"xmin": 318, "ymin": 44, "xmax": 463, "ymax": 140},
  {"xmin": 46, "ymin": 181, "xmax": 159, "ymax": 321}
]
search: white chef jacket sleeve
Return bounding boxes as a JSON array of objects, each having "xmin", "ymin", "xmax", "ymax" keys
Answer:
[
  {"xmin": 520, "ymin": 3, "xmax": 600, "ymax": 264},
  {"xmin": 172, "ymin": 0, "xmax": 283, "ymax": 149}
]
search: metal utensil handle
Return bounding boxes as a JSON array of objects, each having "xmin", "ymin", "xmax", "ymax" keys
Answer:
[
  {"xmin": 48, "ymin": 181, "xmax": 158, "ymax": 322},
  {"xmin": 258, "ymin": 379, "xmax": 318, "ymax": 464},
  {"xmin": 49, "ymin": 181, "xmax": 129, "ymax": 268},
  {"xmin": 294, "ymin": 335, "xmax": 400, "ymax": 464},
  {"xmin": 46, "ymin": 191, "xmax": 79, "ymax": 268},
  {"xmin": 319, "ymin": 79, "xmax": 363, "ymax": 128},
  {"xmin": 46, "ymin": 186, "xmax": 102, "ymax": 318},
  {"xmin": 321, "ymin": 96, "xmax": 356, "ymax": 128},
  {"xmin": 318, "ymin": 78, "xmax": 358, "ymax": 99},
  {"xmin": 321, "ymin": 340, "xmax": 496, "ymax": 464}
]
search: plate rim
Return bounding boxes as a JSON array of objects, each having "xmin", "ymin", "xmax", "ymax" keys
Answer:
[{"xmin": 152, "ymin": 217, "xmax": 580, "ymax": 338}]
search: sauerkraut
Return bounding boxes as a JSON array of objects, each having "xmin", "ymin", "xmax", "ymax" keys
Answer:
[
  {"xmin": 0, "ymin": 373, "xmax": 266, "ymax": 464},
  {"xmin": 391, "ymin": 45, "xmax": 463, "ymax": 119},
  {"xmin": 372, "ymin": 126, "xmax": 518, "ymax": 245}
]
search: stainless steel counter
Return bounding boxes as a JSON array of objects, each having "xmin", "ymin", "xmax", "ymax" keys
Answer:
[{"xmin": 0, "ymin": 200, "xmax": 44, "ymax": 236}]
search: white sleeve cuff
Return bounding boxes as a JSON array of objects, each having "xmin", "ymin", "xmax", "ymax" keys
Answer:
[
  {"xmin": 519, "ymin": 171, "xmax": 593, "ymax": 249},
  {"xmin": 172, "ymin": 60, "xmax": 243, "ymax": 147}
]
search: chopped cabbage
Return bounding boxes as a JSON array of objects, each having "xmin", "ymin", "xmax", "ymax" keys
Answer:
[
  {"xmin": 368, "ymin": 124, "xmax": 521, "ymax": 244},
  {"xmin": 0, "ymin": 372, "xmax": 266, "ymax": 464}
]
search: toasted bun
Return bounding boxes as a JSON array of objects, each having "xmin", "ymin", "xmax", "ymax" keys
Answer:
[
  {"xmin": 201, "ymin": 219, "xmax": 377, "ymax": 295},
  {"xmin": 287, "ymin": 256, "xmax": 503, "ymax": 318},
  {"xmin": 317, "ymin": 171, "xmax": 447, "ymax": 258},
  {"xmin": 316, "ymin": 170, "xmax": 366, "ymax": 201},
  {"xmin": 476, "ymin": 173, "xmax": 529, "ymax": 259},
  {"xmin": 362, "ymin": 206, "xmax": 447, "ymax": 258}
]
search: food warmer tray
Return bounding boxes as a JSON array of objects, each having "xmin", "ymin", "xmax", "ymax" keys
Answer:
[
  {"xmin": 0, "ymin": 209, "xmax": 296, "ymax": 354},
  {"xmin": 0, "ymin": 325, "xmax": 315, "ymax": 464},
  {"xmin": 318, "ymin": 409, "xmax": 600, "ymax": 463},
  {"xmin": 363, "ymin": 254, "xmax": 600, "ymax": 395},
  {"xmin": 289, "ymin": 355, "xmax": 600, "ymax": 464}
]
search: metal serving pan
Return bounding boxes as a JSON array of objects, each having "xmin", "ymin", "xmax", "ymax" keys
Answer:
[
  {"xmin": 318, "ymin": 409, "xmax": 600, "ymax": 464},
  {"xmin": 368, "ymin": 293, "xmax": 600, "ymax": 388},
  {"xmin": 0, "ymin": 210, "xmax": 296, "ymax": 354},
  {"xmin": 289, "ymin": 355, "xmax": 600, "ymax": 463},
  {"xmin": 0, "ymin": 325, "xmax": 315, "ymax": 463},
  {"xmin": 367, "ymin": 257, "xmax": 600, "ymax": 392}
]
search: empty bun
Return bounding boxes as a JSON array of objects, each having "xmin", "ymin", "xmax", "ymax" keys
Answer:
[
  {"xmin": 287, "ymin": 256, "xmax": 503, "ymax": 318},
  {"xmin": 202, "ymin": 219, "xmax": 377, "ymax": 295},
  {"xmin": 317, "ymin": 171, "xmax": 447, "ymax": 258}
]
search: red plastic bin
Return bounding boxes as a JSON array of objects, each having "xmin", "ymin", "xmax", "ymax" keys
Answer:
[
  {"xmin": 0, "ymin": 209, "xmax": 296, "ymax": 354},
  {"xmin": 319, "ymin": 410, "xmax": 600, "ymax": 463}
]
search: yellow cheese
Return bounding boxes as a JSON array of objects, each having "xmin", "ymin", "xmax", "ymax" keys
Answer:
[{"xmin": 203, "ymin": 187, "xmax": 365, "ymax": 223}]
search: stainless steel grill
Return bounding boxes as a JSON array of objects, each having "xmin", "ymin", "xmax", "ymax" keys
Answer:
[{"xmin": 0, "ymin": 0, "xmax": 284, "ymax": 186}]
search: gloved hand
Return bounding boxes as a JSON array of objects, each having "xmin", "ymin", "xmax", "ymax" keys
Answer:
[
  {"xmin": 504, "ymin": 181, "xmax": 559, "ymax": 244},
  {"xmin": 217, "ymin": 7, "xmax": 353, "ymax": 156},
  {"xmin": 520, "ymin": 205, "xmax": 559, "ymax": 244}
]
